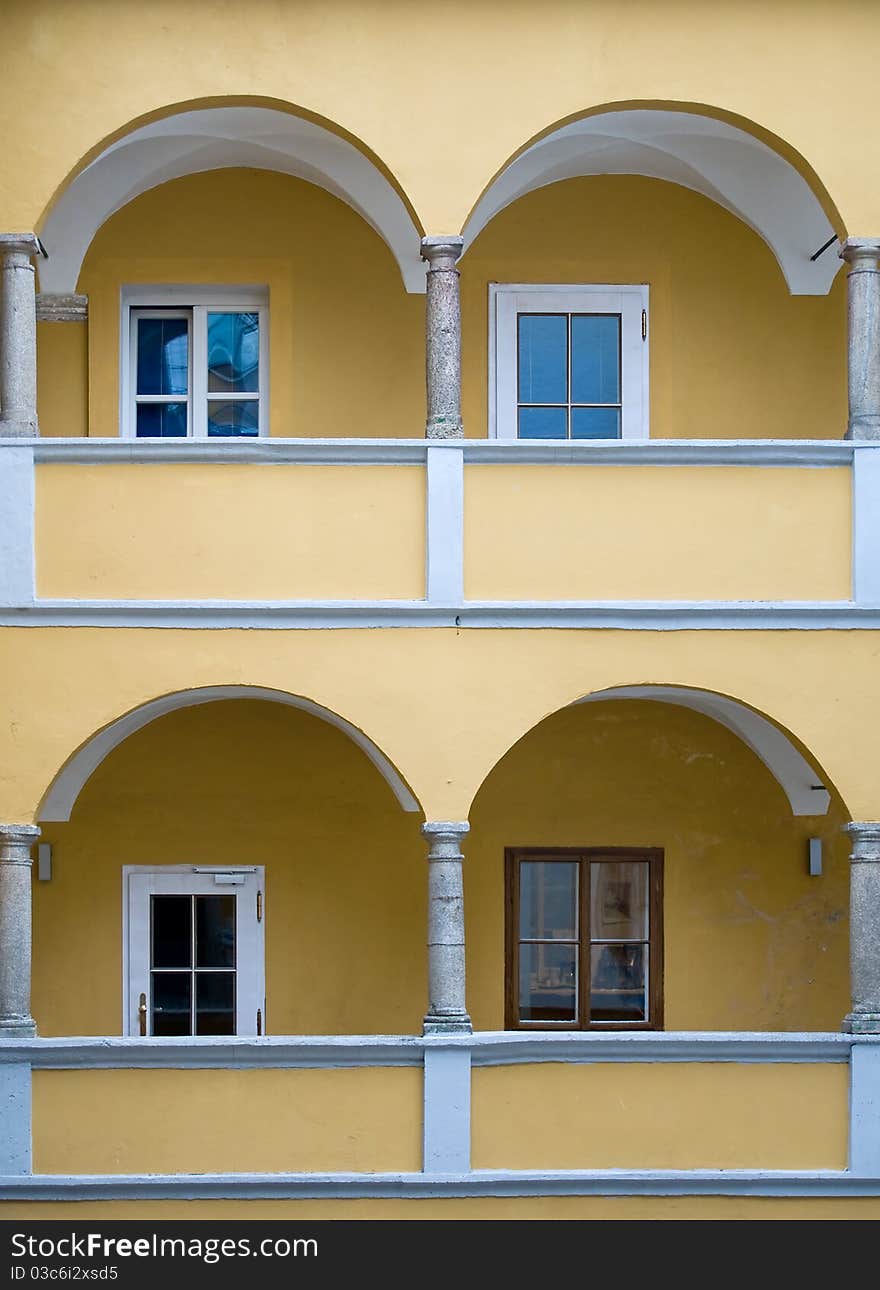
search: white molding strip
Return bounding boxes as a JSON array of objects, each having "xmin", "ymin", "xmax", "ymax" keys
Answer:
[
  {"xmin": 425, "ymin": 445, "xmax": 464, "ymax": 602},
  {"xmin": 0, "ymin": 1031, "xmax": 856, "ymax": 1068},
  {"xmin": 9, "ymin": 437, "xmax": 857, "ymax": 468},
  {"xmin": 0, "ymin": 446, "xmax": 34, "ymax": 606},
  {"xmin": 0, "ymin": 1169, "xmax": 877, "ymax": 1201},
  {"xmin": 3, "ymin": 600, "xmax": 879, "ymax": 630}
]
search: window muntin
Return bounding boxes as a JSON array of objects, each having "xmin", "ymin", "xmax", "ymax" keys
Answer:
[
  {"xmin": 125, "ymin": 867, "xmax": 265, "ymax": 1037},
  {"xmin": 123, "ymin": 290, "xmax": 267, "ymax": 438},
  {"xmin": 491, "ymin": 284, "xmax": 648, "ymax": 440},
  {"xmin": 505, "ymin": 848, "xmax": 663, "ymax": 1030}
]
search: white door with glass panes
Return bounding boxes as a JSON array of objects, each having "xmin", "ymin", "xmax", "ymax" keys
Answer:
[
  {"xmin": 490, "ymin": 284, "xmax": 649, "ymax": 440},
  {"xmin": 125, "ymin": 867, "xmax": 265, "ymax": 1037}
]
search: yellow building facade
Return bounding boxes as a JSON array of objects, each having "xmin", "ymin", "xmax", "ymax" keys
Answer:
[{"xmin": 2, "ymin": 0, "xmax": 880, "ymax": 1220}]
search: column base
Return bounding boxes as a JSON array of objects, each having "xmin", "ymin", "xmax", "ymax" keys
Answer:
[
  {"xmin": 843, "ymin": 1013, "xmax": 880, "ymax": 1034},
  {"xmin": 846, "ymin": 417, "xmax": 880, "ymax": 441},
  {"xmin": 0, "ymin": 417, "xmax": 38, "ymax": 439},
  {"xmin": 426, "ymin": 419, "xmax": 464, "ymax": 440},
  {"xmin": 0, "ymin": 1018, "xmax": 36, "ymax": 1038},
  {"xmin": 423, "ymin": 1013, "xmax": 472, "ymax": 1035}
]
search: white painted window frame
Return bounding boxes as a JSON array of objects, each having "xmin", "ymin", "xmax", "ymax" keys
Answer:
[
  {"xmin": 120, "ymin": 285, "xmax": 269, "ymax": 439},
  {"xmin": 122, "ymin": 864, "xmax": 266, "ymax": 1037},
  {"xmin": 488, "ymin": 283, "xmax": 649, "ymax": 440}
]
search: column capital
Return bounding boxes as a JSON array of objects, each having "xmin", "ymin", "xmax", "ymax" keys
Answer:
[
  {"xmin": 420, "ymin": 236, "xmax": 464, "ymax": 271},
  {"xmin": 840, "ymin": 238, "xmax": 880, "ymax": 269},
  {"xmin": 0, "ymin": 825, "xmax": 40, "ymax": 866},
  {"xmin": 0, "ymin": 234, "xmax": 42, "ymax": 261},
  {"xmin": 422, "ymin": 821, "xmax": 469, "ymax": 855},
  {"xmin": 845, "ymin": 821, "xmax": 880, "ymax": 861}
]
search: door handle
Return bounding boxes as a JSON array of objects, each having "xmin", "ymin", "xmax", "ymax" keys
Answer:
[{"xmin": 138, "ymin": 992, "xmax": 147, "ymax": 1037}]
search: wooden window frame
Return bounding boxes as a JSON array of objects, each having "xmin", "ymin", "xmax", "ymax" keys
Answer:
[{"xmin": 504, "ymin": 847, "xmax": 664, "ymax": 1031}]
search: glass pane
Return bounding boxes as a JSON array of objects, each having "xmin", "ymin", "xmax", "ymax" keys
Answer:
[
  {"xmin": 151, "ymin": 895, "xmax": 191, "ymax": 969},
  {"xmin": 196, "ymin": 972, "xmax": 236, "ymax": 1036},
  {"xmin": 518, "ymin": 314, "xmax": 566, "ymax": 403},
  {"xmin": 206, "ymin": 400, "xmax": 260, "ymax": 437},
  {"xmin": 570, "ymin": 314, "xmax": 620, "ymax": 404},
  {"xmin": 519, "ymin": 861, "xmax": 578, "ymax": 940},
  {"xmin": 590, "ymin": 944, "xmax": 647, "ymax": 1022},
  {"xmin": 151, "ymin": 972, "xmax": 192, "ymax": 1036},
  {"xmin": 207, "ymin": 312, "xmax": 260, "ymax": 393},
  {"xmin": 591, "ymin": 861, "xmax": 649, "ymax": 940},
  {"xmin": 519, "ymin": 943, "xmax": 577, "ymax": 1022},
  {"xmin": 518, "ymin": 406, "xmax": 567, "ymax": 439},
  {"xmin": 570, "ymin": 407, "xmax": 621, "ymax": 439},
  {"xmin": 136, "ymin": 402, "xmax": 187, "ymax": 438},
  {"xmin": 136, "ymin": 317, "xmax": 188, "ymax": 396},
  {"xmin": 196, "ymin": 895, "xmax": 235, "ymax": 968}
]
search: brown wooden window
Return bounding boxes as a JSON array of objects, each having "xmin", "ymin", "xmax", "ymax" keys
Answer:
[{"xmin": 504, "ymin": 848, "xmax": 663, "ymax": 1030}]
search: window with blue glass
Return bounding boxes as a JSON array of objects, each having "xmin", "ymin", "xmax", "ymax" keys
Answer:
[
  {"xmin": 491, "ymin": 285, "xmax": 649, "ymax": 440},
  {"xmin": 127, "ymin": 294, "xmax": 266, "ymax": 438}
]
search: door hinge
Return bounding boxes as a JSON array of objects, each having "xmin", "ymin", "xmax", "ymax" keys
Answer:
[
  {"xmin": 641, "ymin": 309, "xmax": 647, "ymax": 341},
  {"xmin": 256, "ymin": 1007, "xmax": 263, "ymax": 1036},
  {"xmin": 257, "ymin": 889, "xmax": 262, "ymax": 923}
]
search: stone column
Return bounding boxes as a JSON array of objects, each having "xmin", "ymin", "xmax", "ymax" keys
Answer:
[
  {"xmin": 421, "ymin": 236, "xmax": 464, "ymax": 439},
  {"xmin": 841, "ymin": 239, "xmax": 880, "ymax": 441},
  {"xmin": 422, "ymin": 821, "xmax": 471, "ymax": 1033},
  {"xmin": 0, "ymin": 824, "xmax": 39, "ymax": 1036},
  {"xmin": 0, "ymin": 235, "xmax": 41, "ymax": 439},
  {"xmin": 843, "ymin": 822, "xmax": 880, "ymax": 1033}
]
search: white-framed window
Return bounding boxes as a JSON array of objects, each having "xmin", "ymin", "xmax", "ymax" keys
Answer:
[
  {"xmin": 123, "ymin": 866, "xmax": 266, "ymax": 1037},
  {"xmin": 120, "ymin": 286, "xmax": 268, "ymax": 438},
  {"xmin": 489, "ymin": 284, "xmax": 649, "ymax": 440}
]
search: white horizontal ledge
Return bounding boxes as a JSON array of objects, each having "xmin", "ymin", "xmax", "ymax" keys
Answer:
[
  {"xmin": 0, "ymin": 1031, "xmax": 859, "ymax": 1069},
  {"xmin": 8, "ymin": 437, "xmax": 857, "ymax": 468},
  {"xmin": 0, "ymin": 1169, "xmax": 874, "ymax": 1201},
  {"xmin": 0, "ymin": 600, "xmax": 874, "ymax": 630}
]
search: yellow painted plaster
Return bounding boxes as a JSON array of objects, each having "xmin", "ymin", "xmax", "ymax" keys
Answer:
[
  {"xmin": 77, "ymin": 169, "xmax": 423, "ymax": 440},
  {"xmin": 35, "ymin": 464, "xmax": 425, "ymax": 600},
  {"xmin": 4, "ymin": 1, "xmax": 879, "ymax": 234},
  {"xmin": 33, "ymin": 1068, "xmax": 422, "ymax": 1174},
  {"xmin": 472, "ymin": 1063, "xmax": 847, "ymax": 1169},
  {"xmin": 461, "ymin": 176, "xmax": 846, "ymax": 441},
  {"xmin": 36, "ymin": 323, "xmax": 87, "ymax": 438},
  {"xmin": 0, "ymin": 628, "xmax": 875, "ymax": 824},
  {"xmin": 465, "ymin": 465, "xmax": 851, "ymax": 600},
  {"xmin": 34, "ymin": 701, "xmax": 425, "ymax": 1037}
]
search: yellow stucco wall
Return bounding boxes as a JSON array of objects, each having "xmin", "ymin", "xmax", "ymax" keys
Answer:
[
  {"xmin": 462, "ymin": 176, "xmax": 846, "ymax": 442},
  {"xmin": 4, "ymin": 1197, "xmax": 880, "ymax": 1220},
  {"xmin": 36, "ymin": 323, "xmax": 88, "ymax": 438},
  {"xmin": 33, "ymin": 695, "xmax": 848, "ymax": 1036},
  {"xmin": 465, "ymin": 464, "xmax": 851, "ymax": 600},
  {"xmin": 4, "ymin": 0, "xmax": 880, "ymax": 236},
  {"xmin": 35, "ymin": 463, "xmax": 425, "ymax": 600},
  {"xmin": 76, "ymin": 169, "xmax": 423, "ymax": 440},
  {"xmin": 472, "ymin": 1063, "xmax": 847, "ymax": 1169},
  {"xmin": 34, "ymin": 701, "xmax": 425, "ymax": 1037},
  {"xmin": 32, "ymin": 1067, "xmax": 422, "ymax": 1174}
]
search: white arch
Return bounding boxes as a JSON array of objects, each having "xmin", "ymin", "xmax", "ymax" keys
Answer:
[
  {"xmin": 38, "ymin": 106, "xmax": 425, "ymax": 294},
  {"xmin": 463, "ymin": 110, "xmax": 841, "ymax": 295},
  {"xmin": 577, "ymin": 685, "xmax": 831, "ymax": 816},
  {"xmin": 38, "ymin": 685, "xmax": 421, "ymax": 822}
]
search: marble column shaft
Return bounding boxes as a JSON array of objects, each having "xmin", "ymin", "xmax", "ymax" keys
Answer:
[
  {"xmin": 422, "ymin": 821, "xmax": 471, "ymax": 1033},
  {"xmin": 844, "ymin": 822, "xmax": 880, "ymax": 1033},
  {"xmin": 841, "ymin": 239, "xmax": 880, "ymax": 441},
  {"xmin": 0, "ymin": 824, "xmax": 39, "ymax": 1037},
  {"xmin": 0, "ymin": 234, "xmax": 40, "ymax": 438},
  {"xmin": 421, "ymin": 236, "xmax": 464, "ymax": 439}
]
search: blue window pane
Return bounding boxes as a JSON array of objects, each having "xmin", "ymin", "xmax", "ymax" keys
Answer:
[
  {"xmin": 518, "ymin": 407, "xmax": 567, "ymax": 439},
  {"xmin": 518, "ymin": 315, "xmax": 566, "ymax": 403},
  {"xmin": 207, "ymin": 400, "xmax": 260, "ymax": 437},
  {"xmin": 135, "ymin": 402, "xmax": 187, "ymax": 437},
  {"xmin": 571, "ymin": 407, "xmax": 621, "ymax": 439},
  {"xmin": 136, "ymin": 318, "xmax": 188, "ymax": 396},
  {"xmin": 571, "ymin": 314, "xmax": 620, "ymax": 404},
  {"xmin": 208, "ymin": 313, "xmax": 259, "ymax": 394}
]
